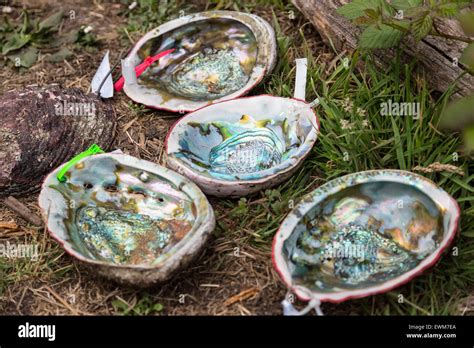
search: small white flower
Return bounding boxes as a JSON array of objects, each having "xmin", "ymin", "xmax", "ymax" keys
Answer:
[
  {"xmin": 341, "ymin": 98, "xmax": 354, "ymax": 112},
  {"xmin": 340, "ymin": 119, "xmax": 353, "ymax": 130},
  {"xmin": 2, "ymin": 6, "xmax": 13, "ymax": 13},
  {"xmin": 83, "ymin": 25, "xmax": 93, "ymax": 34},
  {"xmin": 128, "ymin": 1, "xmax": 137, "ymax": 10},
  {"xmin": 357, "ymin": 107, "xmax": 367, "ymax": 116}
]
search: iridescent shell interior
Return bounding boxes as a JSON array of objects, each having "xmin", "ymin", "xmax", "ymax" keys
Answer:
[
  {"xmin": 277, "ymin": 171, "xmax": 459, "ymax": 296},
  {"xmin": 123, "ymin": 11, "xmax": 276, "ymax": 112},
  {"xmin": 137, "ymin": 18, "xmax": 258, "ymax": 101},
  {"xmin": 166, "ymin": 96, "xmax": 318, "ymax": 182},
  {"xmin": 41, "ymin": 155, "xmax": 204, "ymax": 266}
]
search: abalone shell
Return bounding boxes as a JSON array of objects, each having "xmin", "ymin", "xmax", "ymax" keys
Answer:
[
  {"xmin": 38, "ymin": 153, "xmax": 215, "ymax": 286},
  {"xmin": 138, "ymin": 18, "xmax": 258, "ymax": 101},
  {"xmin": 165, "ymin": 95, "xmax": 319, "ymax": 197},
  {"xmin": 0, "ymin": 86, "xmax": 116, "ymax": 197},
  {"xmin": 273, "ymin": 170, "xmax": 460, "ymax": 303},
  {"xmin": 122, "ymin": 11, "xmax": 277, "ymax": 112}
]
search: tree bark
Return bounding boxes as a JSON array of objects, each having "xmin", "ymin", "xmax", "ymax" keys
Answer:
[{"xmin": 292, "ymin": 0, "xmax": 474, "ymax": 97}]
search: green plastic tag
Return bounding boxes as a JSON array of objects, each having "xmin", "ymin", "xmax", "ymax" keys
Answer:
[{"xmin": 56, "ymin": 144, "xmax": 104, "ymax": 182}]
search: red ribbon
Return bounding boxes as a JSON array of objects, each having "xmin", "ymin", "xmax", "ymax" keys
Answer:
[{"xmin": 114, "ymin": 48, "xmax": 175, "ymax": 92}]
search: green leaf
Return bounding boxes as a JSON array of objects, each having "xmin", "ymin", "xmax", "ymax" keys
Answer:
[
  {"xmin": 440, "ymin": 95, "xmax": 474, "ymax": 130},
  {"xmin": 38, "ymin": 11, "xmax": 63, "ymax": 32},
  {"xmin": 459, "ymin": 11, "xmax": 474, "ymax": 36},
  {"xmin": 436, "ymin": 3, "xmax": 459, "ymax": 18},
  {"xmin": 54, "ymin": 29, "xmax": 79, "ymax": 47},
  {"xmin": 20, "ymin": 10, "xmax": 29, "ymax": 34},
  {"xmin": 7, "ymin": 46, "xmax": 38, "ymax": 68},
  {"xmin": 391, "ymin": 115, "xmax": 406, "ymax": 169},
  {"xmin": 463, "ymin": 126, "xmax": 474, "ymax": 153},
  {"xmin": 111, "ymin": 299, "xmax": 130, "ymax": 314},
  {"xmin": 412, "ymin": 14, "xmax": 432, "ymax": 40},
  {"xmin": 463, "ymin": 230, "xmax": 474, "ymax": 238},
  {"xmin": 359, "ymin": 24, "xmax": 403, "ymax": 49},
  {"xmin": 353, "ymin": 16, "xmax": 377, "ymax": 25},
  {"xmin": 391, "ymin": 0, "xmax": 423, "ymax": 11},
  {"xmin": 46, "ymin": 47, "xmax": 73, "ymax": 63},
  {"xmin": 2, "ymin": 33, "xmax": 31, "ymax": 55},
  {"xmin": 337, "ymin": 0, "xmax": 385, "ymax": 20},
  {"xmin": 364, "ymin": 8, "xmax": 379, "ymax": 20},
  {"xmin": 461, "ymin": 43, "xmax": 474, "ymax": 71},
  {"xmin": 403, "ymin": 6, "xmax": 429, "ymax": 18},
  {"xmin": 436, "ymin": 3, "xmax": 460, "ymax": 18},
  {"xmin": 152, "ymin": 303, "xmax": 163, "ymax": 312},
  {"xmin": 389, "ymin": 19, "xmax": 411, "ymax": 32}
]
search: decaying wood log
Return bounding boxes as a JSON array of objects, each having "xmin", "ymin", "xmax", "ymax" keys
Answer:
[{"xmin": 293, "ymin": 0, "xmax": 474, "ymax": 97}]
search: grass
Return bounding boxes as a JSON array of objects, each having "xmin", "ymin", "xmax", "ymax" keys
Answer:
[
  {"xmin": 0, "ymin": 0, "xmax": 472, "ymax": 315},
  {"xmin": 208, "ymin": 2, "xmax": 474, "ymax": 314},
  {"xmin": 310, "ymin": 53, "xmax": 474, "ymax": 315},
  {"xmin": 112, "ymin": 294, "xmax": 164, "ymax": 315}
]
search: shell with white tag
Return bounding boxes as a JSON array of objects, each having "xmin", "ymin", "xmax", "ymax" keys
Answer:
[
  {"xmin": 164, "ymin": 58, "xmax": 319, "ymax": 197},
  {"xmin": 120, "ymin": 11, "xmax": 277, "ymax": 112}
]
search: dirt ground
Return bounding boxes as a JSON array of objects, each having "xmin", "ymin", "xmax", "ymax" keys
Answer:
[{"xmin": 0, "ymin": 0, "xmax": 348, "ymax": 315}]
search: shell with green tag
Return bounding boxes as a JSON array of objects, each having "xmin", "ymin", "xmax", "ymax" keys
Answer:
[{"xmin": 38, "ymin": 152, "xmax": 215, "ymax": 286}]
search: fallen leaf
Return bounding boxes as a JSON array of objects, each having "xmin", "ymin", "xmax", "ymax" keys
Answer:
[
  {"xmin": 2, "ymin": 33, "xmax": 31, "ymax": 55},
  {"xmin": 7, "ymin": 46, "xmax": 38, "ymax": 68},
  {"xmin": 55, "ymin": 29, "xmax": 79, "ymax": 47},
  {"xmin": 38, "ymin": 11, "xmax": 64, "ymax": 32}
]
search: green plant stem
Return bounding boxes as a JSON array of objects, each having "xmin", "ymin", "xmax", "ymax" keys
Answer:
[
  {"xmin": 384, "ymin": 19, "xmax": 410, "ymax": 33},
  {"xmin": 431, "ymin": 31, "xmax": 474, "ymax": 43}
]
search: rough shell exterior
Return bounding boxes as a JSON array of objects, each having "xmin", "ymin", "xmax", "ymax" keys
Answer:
[{"xmin": 0, "ymin": 86, "xmax": 116, "ymax": 197}]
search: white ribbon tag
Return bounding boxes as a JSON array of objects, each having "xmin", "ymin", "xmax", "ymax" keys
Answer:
[
  {"xmin": 121, "ymin": 58, "xmax": 137, "ymax": 86},
  {"xmin": 281, "ymin": 295, "xmax": 324, "ymax": 316},
  {"xmin": 294, "ymin": 58, "xmax": 308, "ymax": 101}
]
